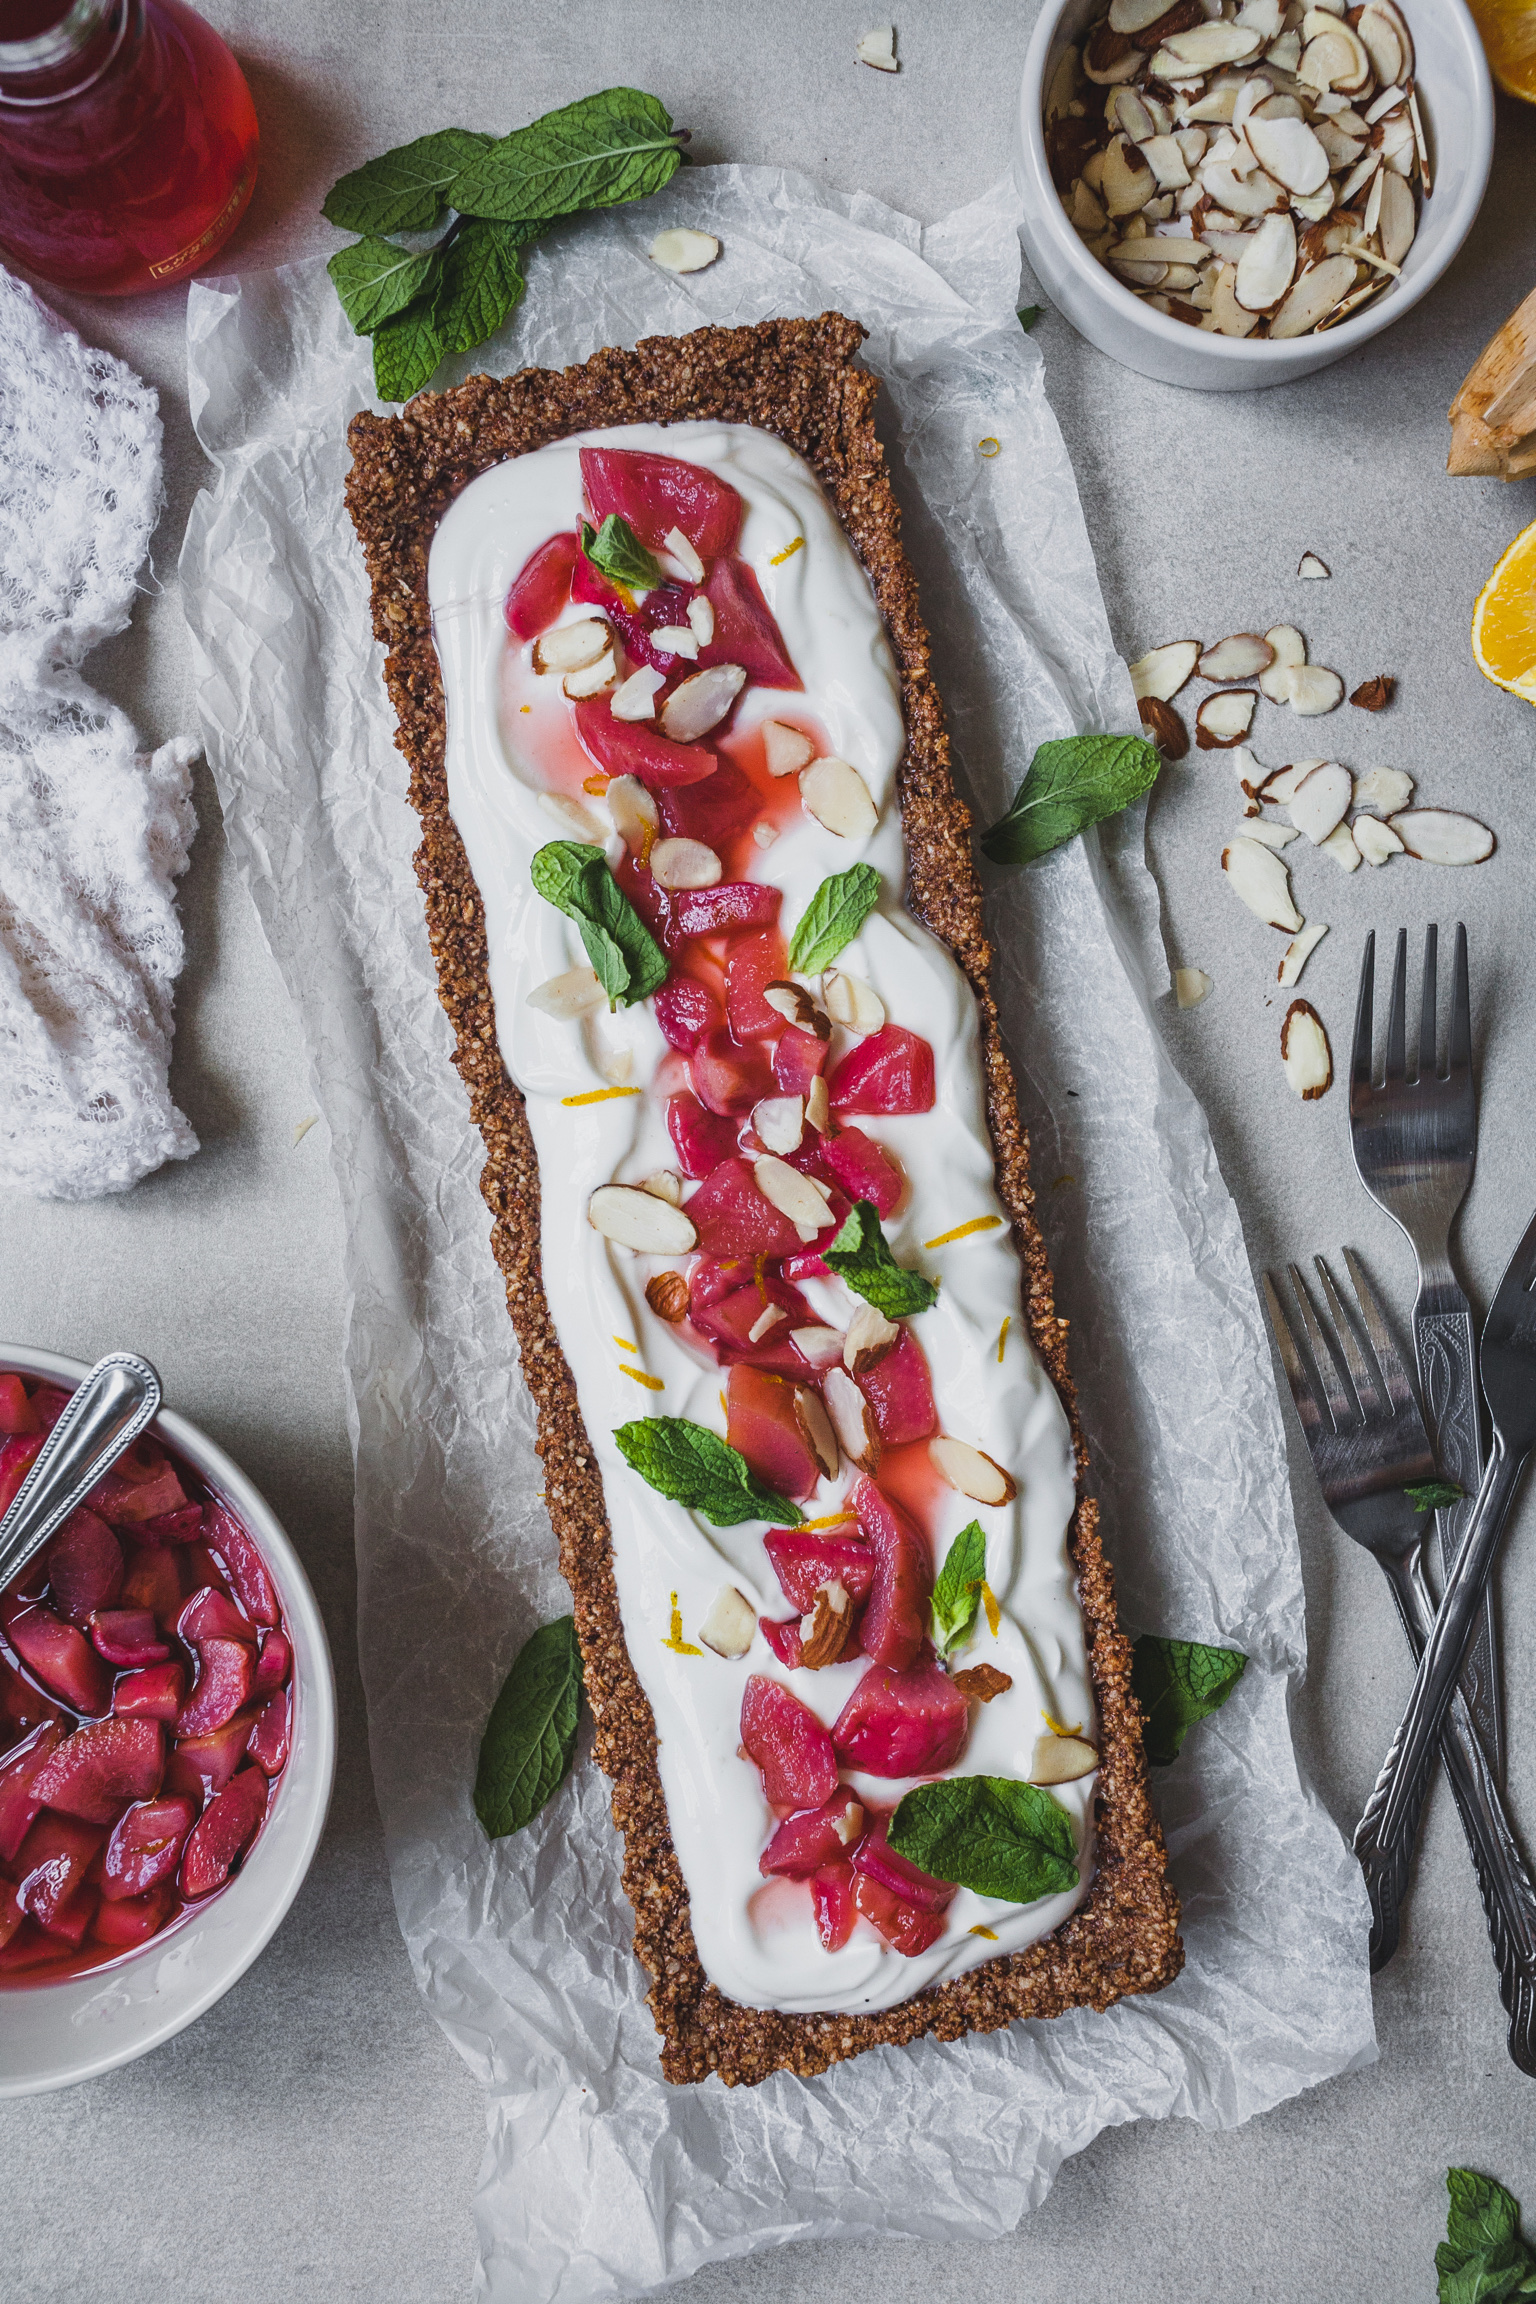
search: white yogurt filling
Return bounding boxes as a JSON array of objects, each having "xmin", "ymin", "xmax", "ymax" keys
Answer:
[{"xmin": 429, "ymin": 421, "xmax": 1093, "ymax": 2015}]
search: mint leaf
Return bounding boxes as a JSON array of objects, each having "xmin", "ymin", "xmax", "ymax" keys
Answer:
[
  {"xmin": 1445, "ymin": 2173, "xmax": 1525, "ymax": 2265},
  {"xmin": 432, "ymin": 218, "xmax": 530, "ymax": 356},
  {"xmin": 448, "ymin": 87, "xmax": 682, "ymax": 224},
  {"xmin": 530, "ymin": 840, "xmax": 667, "ymax": 1008},
  {"xmin": 932, "ymin": 1521, "xmax": 985, "ymax": 1655},
  {"xmin": 1438, "ymin": 2177, "xmax": 1536, "ymax": 2304},
  {"xmin": 614, "ymin": 1417, "xmax": 804, "ymax": 1527},
  {"xmin": 787, "ymin": 863, "xmax": 881, "ymax": 973},
  {"xmin": 1131, "ymin": 1634, "xmax": 1246, "ymax": 1766},
  {"xmin": 474, "ymin": 1614, "xmax": 583, "ymax": 1838},
  {"xmin": 371, "ymin": 298, "xmax": 447, "ymax": 403},
  {"xmin": 581, "ymin": 514, "xmax": 663, "ymax": 596},
  {"xmin": 890, "ymin": 1775, "xmax": 1079, "ymax": 1903},
  {"xmin": 324, "ymin": 127, "xmax": 495, "ymax": 235},
  {"xmin": 327, "ymin": 236, "xmax": 442, "ymax": 336},
  {"xmin": 1407, "ymin": 1478, "xmax": 1464, "ymax": 1513},
  {"xmin": 980, "ymin": 732, "xmax": 1161, "ymax": 869},
  {"xmin": 1017, "ymin": 304, "xmax": 1042, "ymax": 331},
  {"xmin": 823, "ymin": 1199, "xmax": 937, "ymax": 1319}
]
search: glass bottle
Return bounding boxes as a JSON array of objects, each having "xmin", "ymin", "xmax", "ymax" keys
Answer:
[{"xmin": 0, "ymin": 0, "xmax": 259, "ymax": 297}]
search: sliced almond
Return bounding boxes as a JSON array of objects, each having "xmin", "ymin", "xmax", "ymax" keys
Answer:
[
  {"xmin": 1339, "ymin": 146, "xmax": 1383, "ymax": 204},
  {"xmin": 1200, "ymin": 161, "xmax": 1286, "ymax": 218},
  {"xmin": 1372, "ymin": 0, "xmax": 1414, "ymax": 78},
  {"xmin": 1045, "ymin": 41, "xmax": 1082, "ymax": 120},
  {"xmin": 1354, "ymin": 814, "xmax": 1405, "ymax": 866},
  {"xmin": 1211, "ymin": 260, "xmax": 1261, "ymax": 337},
  {"xmin": 596, "ymin": 1045, "xmax": 633, "ymax": 1086},
  {"xmin": 1222, "ymin": 836, "xmax": 1304, "ymax": 931},
  {"xmin": 610, "ymin": 666, "xmax": 666, "ymax": 722},
  {"xmin": 1285, "ymin": 662, "xmax": 1345, "ymax": 716},
  {"xmin": 763, "ymin": 721, "xmax": 817, "ymax": 778},
  {"xmin": 929, "ymin": 1434, "xmax": 1019, "ymax": 1507},
  {"xmin": 1196, "ymin": 689, "xmax": 1258, "ymax": 747},
  {"xmin": 563, "ymin": 650, "xmax": 618, "ymax": 700},
  {"xmin": 1030, "ymin": 1733, "xmax": 1100, "ymax": 1785},
  {"xmin": 527, "ymin": 964, "xmax": 606, "ymax": 1020},
  {"xmin": 1298, "ymin": 21, "xmax": 1371, "ymax": 90},
  {"xmin": 800, "ymin": 756, "xmax": 879, "ymax": 840},
  {"xmin": 1237, "ymin": 0, "xmax": 1283, "ymax": 33},
  {"xmin": 650, "ymin": 837, "xmax": 721, "ymax": 890},
  {"xmin": 1109, "ymin": 0, "xmax": 1180, "ymax": 31},
  {"xmin": 1141, "ymin": 132, "xmax": 1193, "ymax": 189},
  {"xmin": 1199, "ymin": 631, "xmax": 1277, "ymax": 679},
  {"xmin": 1320, "ymin": 820, "xmax": 1362, "ymax": 871},
  {"xmin": 856, "ymin": 23, "xmax": 898, "ymax": 69},
  {"xmin": 805, "ymin": 1075, "xmax": 831, "ymax": 1133},
  {"xmin": 649, "ymin": 228, "xmax": 721, "ymax": 274},
  {"xmin": 824, "ymin": 1365, "xmax": 881, "ymax": 1472},
  {"xmin": 1070, "ymin": 176, "xmax": 1111, "ymax": 235},
  {"xmin": 953, "ymin": 1662, "xmax": 1015, "ymax": 1701},
  {"xmin": 1388, "ymin": 810, "xmax": 1496, "ymax": 866},
  {"xmin": 606, "ymin": 773, "xmax": 659, "ymax": 854},
  {"xmin": 1278, "ymin": 920, "xmax": 1329, "ymax": 986},
  {"xmin": 1174, "ymin": 965, "xmax": 1214, "ymax": 1008},
  {"xmin": 793, "ymin": 1389, "xmax": 841, "ymax": 1482},
  {"xmin": 764, "ymin": 981, "xmax": 832, "ymax": 1039},
  {"xmin": 799, "ymin": 1583, "xmax": 854, "ymax": 1669},
  {"xmin": 1353, "ymin": 765, "xmax": 1413, "ymax": 814},
  {"xmin": 1363, "ymin": 82, "xmax": 1407, "ymax": 125},
  {"xmin": 1235, "ymin": 211, "xmax": 1297, "ymax": 310},
  {"xmin": 1129, "ymin": 638, "xmax": 1200, "ymax": 701},
  {"xmin": 754, "ymin": 1155, "xmax": 833, "ymax": 1240},
  {"xmin": 588, "ymin": 1185, "xmax": 697, "ymax": 1254},
  {"xmin": 537, "ymin": 790, "xmax": 606, "ymax": 843},
  {"xmin": 532, "ymin": 618, "xmax": 609, "ymax": 674},
  {"xmin": 1244, "ymin": 113, "xmax": 1330, "ymax": 193},
  {"xmin": 1377, "ymin": 167, "xmax": 1416, "ymax": 267},
  {"xmin": 1258, "ymin": 627, "xmax": 1308, "ymax": 712},
  {"xmin": 1111, "ymin": 83, "xmax": 1158, "ymax": 142},
  {"xmin": 1156, "ymin": 21, "xmax": 1266, "ymax": 71},
  {"xmin": 1281, "ymin": 998, "xmax": 1333, "ymax": 1098},
  {"xmin": 649, "ymin": 624, "xmax": 699, "ymax": 661},
  {"xmin": 687, "ymin": 595, "xmax": 715, "ymax": 646},
  {"xmin": 1139, "ymin": 695, "xmax": 1189, "ymax": 756},
  {"xmin": 664, "ymin": 525, "xmax": 705, "ymax": 583},
  {"xmin": 821, "ymin": 969, "xmax": 885, "ymax": 1035},
  {"xmin": 1102, "ymin": 132, "xmax": 1158, "ymax": 216},
  {"xmin": 1269, "ymin": 254, "xmax": 1357, "ymax": 338},
  {"xmin": 1259, "ymin": 760, "xmax": 1317, "ymax": 803},
  {"xmin": 753, "ymin": 822, "xmax": 779, "ymax": 850},
  {"xmin": 751, "ymin": 1095, "xmax": 805, "ymax": 1155},
  {"xmin": 643, "ymin": 1171, "xmax": 683, "ymax": 1204},
  {"xmin": 1356, "ymin": 3, "xmax": 1404, "ymax": 80},
  {"xmin": 659, "ymin": 664, "xmax": 747, "ymax": 742},
  {"xmin": 790, "ymin": 1324, "xmax": 844, "ymax": 1371},
  {"xmin": 844, "ymin": 1301, "xmax": 900, "ymax": 1376},
  {"xmin": 697, "ymin": 1584, "xmax": 756, "ymax": 1659},
  {"xmin": 1244, "ymin": 817, "xmax": 1300, "ymax": 849},
  {"xmin": 645, "ymin": 1268, "xmax": 691, "ymax": 1323},
  {"xmin": 1264, "ymin": 28, "xmax": 1303, "ymax": 70},
  {"xmin": 1350, "ymin": 674, "xmax": 1396, "ymax": 712},
  {"xmin": 1286, "ymin": 760, "xmax": 1352, "ymax": 843}
]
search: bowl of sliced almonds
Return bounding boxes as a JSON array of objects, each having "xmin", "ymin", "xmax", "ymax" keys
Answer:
[{"xmin": 1016, "ymin": 0, "xmax": 1492, "ymax": 390}]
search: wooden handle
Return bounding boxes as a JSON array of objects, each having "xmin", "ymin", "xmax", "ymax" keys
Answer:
[{"xmin": 1449, "ymin": 283, "xmax": 1536, "ymax": 478}]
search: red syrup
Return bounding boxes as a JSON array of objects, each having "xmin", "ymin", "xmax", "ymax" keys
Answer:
[
  {"xmin": 0, "ymin": 0, "xmax": 258, "ymax": 297},
  {"xmin": 0, "ymin": 1375, "xmax": 291, "ymax": 1983}
]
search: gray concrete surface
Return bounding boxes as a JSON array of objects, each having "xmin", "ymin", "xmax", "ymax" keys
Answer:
[{"xmin": 3, "ymin": 3, "xmax": 1535, "ymax": 2296}]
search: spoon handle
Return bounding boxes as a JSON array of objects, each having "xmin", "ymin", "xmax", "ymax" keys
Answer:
[{"xmin": 0, "ymin": 1355, "xmax": 162, "ymax": 1592}]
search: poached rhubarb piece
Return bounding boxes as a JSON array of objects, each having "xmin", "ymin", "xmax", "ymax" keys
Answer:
[
  {"xmin": 0, "ymin": 1371, "xmax": 293, "ymax": 1983},
  {"xmin": 504, "ymin": 532, "xmax": 581, "ymax": 639},
  {"xmin": 832, "ymin": 1659, "xmax": 969, "ymax": 1778},
  {"xmin": 853, "ymin": 1478, "xmax": 933, "ymax": 1672},
  {"xmin": 739, "ymin": 1675, "xmax": 838, "ymax": 1809},
  {"xmin": 828, "ymin": 1025, "xmax": 936, "ymax": 1118},
  {"xmin": 759, "ymin": 1791, "xmax": 864, "ymax": 1879},
  {"xmin": 579, "ymin": 445, "xmax": 742, "ymax": 559}
]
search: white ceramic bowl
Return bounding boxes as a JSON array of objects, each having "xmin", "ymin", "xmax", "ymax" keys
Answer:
[
  {"xmin": 1015, "ymin": 0, "xmax": 1494, "ymax": 390},
  {"xmin": 0, "ymin": 1344, "xmax": 336, "ymax": 2096}
]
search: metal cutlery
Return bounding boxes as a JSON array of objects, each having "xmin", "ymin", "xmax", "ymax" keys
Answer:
[
  {"xmin": 1264, "ymin": 1254, "xmax": 1536, "ymax": 2071},
  {"xmin": 1350, "ymin": 924, "xmax": 1498, "ymax": 1774},
  {"xmin": 0, "ymin": 1353, "xmax": 161, "ymax": 1592},
  {"xmin": 1352, "ymin": 1206, "xmax": 1536, "ymax": 2041}
]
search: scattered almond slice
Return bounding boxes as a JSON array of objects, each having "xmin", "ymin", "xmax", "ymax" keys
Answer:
[
  {"xmin": 1285, "ymin": 662, "xmax": 1346, "ymax": 715},
  {"xmin": 1235, "ymin": 213, "xmax": 1298, "ymax": 312},
  {"xmin": 751, "ymin": 1095, "xmax": 805, "ymax": 1155},
  {"xmin": 844, "ymin": 1302, "xmax": 900, "ymax": 1376},
  {"xmin": 1281, "ymin": 998, "xmax": 1333, "ymax": 1098},
  {"xmin": 1353, "ymin": 765, "xmax": 1413, "ymax": 813},
  {"xmin": 805, "ymin": 1075, "xmax": 831, "ymax": 1133},
  {"xmin": 563, "ymin": 650, "xmax": 618, "ymax": 700},
  {"xmin": 1229, "ymin": 744, "xmax": 1267, "ymax": 813},
  {"xmin": 1320, "ymin": 820, "xmax": 1362, "ymax": 870},
  {"xmin": 1278, "ymin": 920, "xmax": 1329, "ymax": 985},
  {"xmin": 533, "ymin": 618, "xmax": 609, "ymax": 674},
  {"xmin": 588, "ymin": 1185, "xmax": 697, "ymax": 1253},
  {"xmin": 822, "ymin": 969, "xmax": 885, "ymax": 1034},
  {"xmin": 1196, "ymin": 689, "xmax": 1258, "ymax": 747},
  {"xmin": 856, "ymin": 23, "xmax": 898, "ymax": 69},
  {"xmin": 1245, "ymin": 113, "xmax": 1331, "ymax": 194},
  {"xmin": 649, "ymin": 228, "xmax": 721, "ymax": 275},
  {"xmin": 644, "ymin": 1270, "xmax": 690, "ymax": 1323},
  {"xmin": 1199, "ymin": 632, "xmax": 1276, "ymax": 680},
  {"xmin": 610, "ymin": 666, "xmax": 665, "ymax": 722},
  {"xmin": 1129, "ymin": 638, "xmax": 1201, "ymax": 701},
  {"xmin": 754, "ymin": 1154, "xmax": 833, "ymax": 1240},
  {"xmin": 1260, "ymin": 760, "xmax": 1318, "ymax": 803},
  {"xmin": 794, "ymin": 1392, "xmax": 841, "ymax": 1483},
  {"xmin": 664, "ymin": 526, "xmax": 705, "ymax": 583},
  {"xmin": 790, "ymin": 1324, "xmax": 844, "ymax": 1370},
  {"xmin": 800, "ymin": 756, "xmax": 878, "ymax": 839},
  {"xmin": 650, "ymin": 837, "xmax": 721, "ymax": 890},
  {"xmin": 1296, "ymin": 553, "xmax": 1331, "ymax": 580},
  {"xmin": 1030, "ymin": 1732, "xmax": 1100, "ymax": 1785},
  {"xmin": 1244, "ymin": 818, "xmax": 1300, "ymax": 849},
  {"xmin": 1222, "ymin": 835, "xmax": 1304, "ymax": 930},
  {"xmin": 538, "ymin": 790, "xmax": 606, "ymax": 843},
  {"xmin": 762, "ymin": 721, "xmax": 817, "ymax": 778},
  {"xmin": 798, "ymin": 1580, "xmax": 853, "ymax": 1667},
  {"xmin": 1286, "ymin": 760, "xmax": 1352, "ymax": 843},
  {"xmin": 528, "ymin": 965, "xmax": 607, "ymax": 1020},
  {"xmin": 929, "ymin": 1435, "xmax": 1019, "ymax": 1506},
  {"xmin": 697, "ymin": 1586, "xmax": 756, "ymax": 1659},
  {"xmin": 687, "ymin": 595, "xmax": 714, "ymax": 646},
  {"xmin": 606, "ymin": 773, "xmax": 658, "ymax": 854},
  {"xmin": 764, "ymin": 980, "xmax": 831, "ymax": 1038},
  {"xmin": 1174, "ymin": 966, "xmax": 1214, "ymax": 1008},
  {"xmin": 1138, "ymin": 695, "xmax": 1189, "ymax": 756},
  {"xmin": 1260, "ymin": 624, "xmax": 1308, "ymax": 701},
  {"xmin": 1388, "ymin": 809, "xmax": 1496, "ymax": 865},
  {"xmin": 642, "ymin": 1171, "xmax": 683, "ymax": 1205},
  {"xmin": 1349, "ymin": 674, "xmax": 1396, "ymax": 711},
  {"xmin": 650, "ymin": 623, "xmax": 699, "ymax": 661},
  {"xmin": 659, "ymin": 663, "xmax": 747, "ymax": 742},
  {"xmin": 1354, "ymin": 814, "xmax": 1405, "ymax": 866},
  {"xmin": 824, "ymin": 1365, "xmax": 880, "ymax": 1472}
]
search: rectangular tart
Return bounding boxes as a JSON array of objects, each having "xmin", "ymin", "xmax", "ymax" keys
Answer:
[{"xmin": 345, "ymin": 313, "xmax": 1182, "ymax": 2085}]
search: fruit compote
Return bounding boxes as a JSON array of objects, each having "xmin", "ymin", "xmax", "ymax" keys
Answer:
[{"xmin": 0, "ymin": 1372, "xmax": 291, "ymax": 1983}]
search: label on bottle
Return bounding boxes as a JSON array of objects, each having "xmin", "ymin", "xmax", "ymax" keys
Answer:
[{"xmin": 147, "ymin": 163, "xmax": 254, "ymax": 283}]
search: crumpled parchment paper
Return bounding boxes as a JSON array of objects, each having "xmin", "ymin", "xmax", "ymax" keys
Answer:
[{"xmin": 180, "ymin": 165, "xmax": 1375, "ymax": 2304}]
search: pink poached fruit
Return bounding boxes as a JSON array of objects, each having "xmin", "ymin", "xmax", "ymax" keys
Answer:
[{"xmin": 0, "ymin": 1375, "xmax": 293, "ymax": 1984}]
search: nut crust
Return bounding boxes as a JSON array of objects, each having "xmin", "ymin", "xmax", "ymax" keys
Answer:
[{"xmin": 343, "ymin": 313, "xmax": 1182, "ymax": 2086}]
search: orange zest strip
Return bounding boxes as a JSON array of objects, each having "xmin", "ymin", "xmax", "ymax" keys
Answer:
[
  {"xmin": 981, "ymin": 1580, "xmax": 1001, "ymax": 1638},
  {"xmin": 996, "ymin": 1314, "xmax": 1010, "ymax": 1364},
  {"xmin": 977, "ymin": 437, "xmax": 1001, "ymax": 458},
  {"xmin": 1042, "ymin": 1710, "xmax": 1083, "ymax": 1737},
  {"xmin": 619, "ymin": 1365, "xmax": 664, "ymax": 1392},
  {"xmin": 969, "ymin": 1924, "xmax": 999, "ymax": 1940},
  {"xmin": 769, "ymin": 536, "xmax": 805, "ymax": 565},
  {"xmin": 582, "ymin": 773, "xmax": 609, "ymax": 793},
  {"xmin": 561, "ymin": 1086, "xmax": 642, "ymax": 1106},
  {"xmin": 520, "ymin": 704, "xmax": 532, "ymax": 715},
  {"xmin": 719, "ymin": 1390, "xmax": 728, "ymax": 1417},
  {"xmin": 613, "ymin": 1335, "xmax": 639, "ymax": 1353},
  {"xmin": 800, "ymin": 1511, "xmax": 858, "ymax": 1531},
  {"xmin": 923, "ymin": 1215, "xmax": 1002, "ymax": 1249},
  {"xmin": 662, "ymin": 1592, "xmax": 702, "ymax": 1656}
]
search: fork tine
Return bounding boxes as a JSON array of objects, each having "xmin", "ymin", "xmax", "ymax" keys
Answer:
[
  {"xmin": 1418, "ymin": 922, "xmax": 1438, "ymax": 1082},
  {"xmin": 1286, "ymin": 1264, "xmax": 1359, "ymax": 1429},
  {"xmin": 1342, "ymin": 1248, "xmax": 1420, "ymax": 1418},
  {"xmin": 1448, "ymin": 921, "xmax": 1472, "ymax": 1080},
  {"xmin": 1385, "ymin": 927, "xmax": 1408, "ymax": 1082},
  {"xmin": 1314, "ymin": 1256, "xmax": 1385, "ymax": 1419},
  {"xmin": 1262, "ymin": 1274, "xmax": 1329, "ymax": 1440},
  {"xmin": 1352, "ymin": 929, "xmax": 1377, "ymax": 1093}
]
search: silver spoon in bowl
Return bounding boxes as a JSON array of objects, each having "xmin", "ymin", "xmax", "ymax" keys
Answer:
[{"xmin": 0, "ymin": 1353, "xmax": 162, "ymax": 1593}]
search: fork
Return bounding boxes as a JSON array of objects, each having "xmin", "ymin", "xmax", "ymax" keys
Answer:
[
  {"xmin": 1264, "ymin": 1253, "xmax": 1536, "ymax": 2071},
  {"xmin": 1353, "ymin": 1203, "xmax": 1536, "ymax": 2056},
  {"xmin": 1349, "ymin": 925, "xmax": 1498, "ymax": 1775}
]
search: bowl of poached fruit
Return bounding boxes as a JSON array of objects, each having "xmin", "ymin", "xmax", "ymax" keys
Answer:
[{"xmin": 0, "ymin": 1345, "xmax": 336, "ymax": 2093}]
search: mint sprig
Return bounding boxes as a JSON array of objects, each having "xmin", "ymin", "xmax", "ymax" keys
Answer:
[
  {"xmin": 614, "ymin": 1417, "xmax": 804, "ymax": 1527},
  {"xmin": 474, "ymin": 1614, "xmax": 583, "ymax": 1839},
  {"xmin": 889, "ymin": 1776, "xmax": 1079, "ymax": 1904},
  {"xmin": 787, "ymin": 864, "xmax": 881, "ymax": 974},
  {"xmin": 823, "ymin": 1199, "xmax": 937, "ymax": 1319},
  {"xmin": 1406, "ymin": 1478, "xmax": 1464, "ymax": 1514},
  {"xmin": 1131, "ymin": 1633, "xmax": 1246, "ymax": 1766},
  {"xmin": 931, "ymin": 1521, "xmax": 986, "ymax": 1656},
  {"xmin": 432, "ymin": 218, "xmax": 530, "ymax": 358},
  {"xmin": 446, "ymin": 87, "xmax": 683, "ymax": 224},
  {"xmin": 980, "ymin": 732, "xmax": 1160, "ymax": 870},
  {"xmin": 581, "ymin": 514, "xmax": 663, "ymax": 597},
  {"xmin": 530, "ymin": 841, "xmax": 667, "ymax": 1010},
  {"xmin": 1437, "ymin": 2169, "xmax": 1536, "ymax": 2302},
  {"xmin": 323, "ymin": 127, "xmax": 495, "ymax": 236},
  {"xmin": 326, "ymin": 236, "xmax": 441, "ymax": 335}
]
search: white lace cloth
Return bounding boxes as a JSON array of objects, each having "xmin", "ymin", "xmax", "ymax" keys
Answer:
[{"xmin": 0, "ymin": 268, "xmax": 198, "ymax": 1201}]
